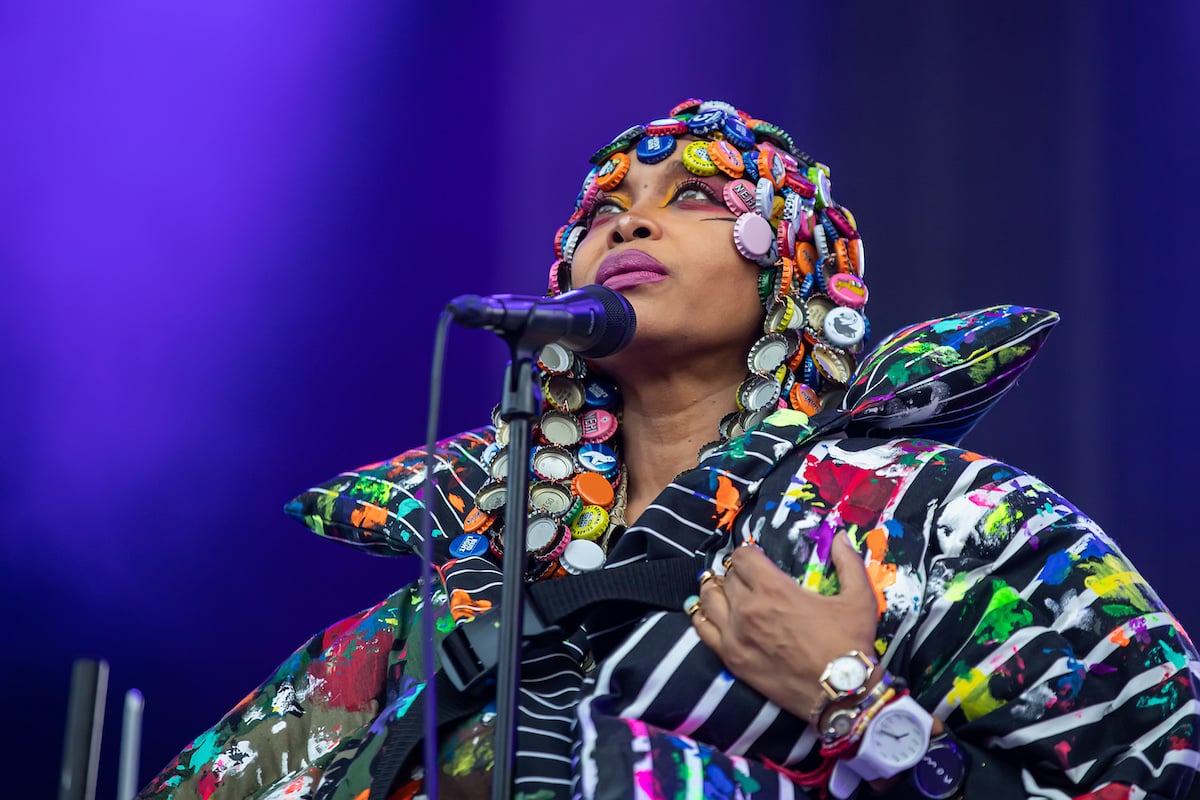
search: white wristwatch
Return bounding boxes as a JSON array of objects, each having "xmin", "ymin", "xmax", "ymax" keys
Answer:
[{"xmin": 828, "ymin": 695, "xmax": 934, "ymax": 798}]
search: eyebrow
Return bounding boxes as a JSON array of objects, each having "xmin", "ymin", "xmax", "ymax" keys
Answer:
[{"xmin": 600, "ymin": 158, "xmax": 718, "ymax": 200}]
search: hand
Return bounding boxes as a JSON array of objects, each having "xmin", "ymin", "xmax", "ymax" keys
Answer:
[{"xmin": 690, "ymin": 532, "xmax": 880, "ymax": 722}]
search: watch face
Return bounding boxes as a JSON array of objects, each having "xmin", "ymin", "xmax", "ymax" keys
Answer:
[
  {"xmin": 912, "ymin": 740, "xmax": 965, "ymax": 799},
  {"xmin": 869, "ymin": 708, "xmax": 927, "ymax": 766},
  {"xmin": 828, "ymin": 655, "xmax": 869, "ymax": 692}
]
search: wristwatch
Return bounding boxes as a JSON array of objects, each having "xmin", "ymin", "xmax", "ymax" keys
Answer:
[
  {"xmin": 910, "ymin": 735, "xmax": 968, "ymax": 799},
  {"xmin": 837, "ymin": 694, "xmax": 933, "ymax": 781},
  {"xmin": 818, "ymin": 650, "xmax": 875, "ymax": 701}
]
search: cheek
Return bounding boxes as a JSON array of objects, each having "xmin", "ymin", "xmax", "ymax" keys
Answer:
[{"xmin": 569, "ymin": 232, "xmax": 605, "ymax": 286}]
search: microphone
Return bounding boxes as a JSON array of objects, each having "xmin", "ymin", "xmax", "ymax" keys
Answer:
[{"xmin": 446, "ymin": 284, "xmax": 637, "ymax": 358}]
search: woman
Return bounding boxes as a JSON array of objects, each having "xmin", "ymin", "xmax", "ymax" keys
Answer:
[{"xmin": 138, "ymin": 100, "xmax": 1200, "ymax": 799}]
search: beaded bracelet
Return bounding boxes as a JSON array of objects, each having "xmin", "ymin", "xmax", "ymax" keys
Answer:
[{"xmin": 818, "ymin": 671, "xmax": 897, "ymax": 744}]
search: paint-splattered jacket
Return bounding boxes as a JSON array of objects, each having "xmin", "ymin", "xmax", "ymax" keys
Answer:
[{"xmin": 137, "ymin": 307, "xmax": 1200, "ymax": 799}]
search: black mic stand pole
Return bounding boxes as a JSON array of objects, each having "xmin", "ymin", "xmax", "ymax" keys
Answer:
[{"xmin": 491, "ymin": 335, "xmax": 537, "ymax": 800}]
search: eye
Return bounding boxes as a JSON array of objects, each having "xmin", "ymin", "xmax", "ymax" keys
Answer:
[
  {"xmin": 584, "ymin": 198, "xmax": 625, "ymax": 225},
  {"xmin": 672, "ymin": 179, "xmax": 720, "ymax": 206}
]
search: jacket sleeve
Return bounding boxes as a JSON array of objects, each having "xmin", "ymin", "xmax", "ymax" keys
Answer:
[
  {"xmin": 136, "ymin": 587, "xmax": 413, "ymax": 799},
  {"xmin": 283, "ymin": 428, "xmax": 495, "ymax": 560},
  {"xmin": 905, "ymin": 456, "xmax": 1199, "ymax": 799}
]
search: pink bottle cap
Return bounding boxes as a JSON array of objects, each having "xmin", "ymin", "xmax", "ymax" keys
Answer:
[
  {"xmin": 580, "ymin": 408, "xmax": 618, "ymax": 442},
  {"xmin": 723, "ymin": 179, "xmax": 757, "ymax": 215},
  {"xmin": 733, "ymin": 213, "xmax": 774, "ymax": 261},
  {"xmin": 827, "ymin": 273, "xmax": 869, "ymax": 310}
]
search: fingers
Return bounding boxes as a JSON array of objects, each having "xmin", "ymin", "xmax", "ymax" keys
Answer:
[{"xmin": 829, "ymin": 531, "xmax": 874, "ymax": 600}]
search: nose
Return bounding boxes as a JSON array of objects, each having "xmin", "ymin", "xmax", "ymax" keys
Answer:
[{"xmin": 608, "ymin": 210, "xmax": 662, "ymax": 246}]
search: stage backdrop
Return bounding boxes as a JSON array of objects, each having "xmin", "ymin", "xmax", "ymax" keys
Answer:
[{"xmin": 2, "ymin": 3, "xmax": 1197, "ymax": 798}]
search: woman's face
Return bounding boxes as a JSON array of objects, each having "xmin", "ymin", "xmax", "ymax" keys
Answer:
[{"xmin": 570, "ymin": 147, "xmax": 764, "ymax": 373}]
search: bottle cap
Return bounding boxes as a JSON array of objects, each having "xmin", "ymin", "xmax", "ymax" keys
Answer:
[
  {"xmin": 747, "ymin": 333, "xmax": 793, "ymax": 372},
  {"xmin": 826, "ymin": 206, "xmax": 857, "ymax": 238},
  {"xmin": 595, "ymin": 151, "xmax": 631, "ymax": 191},
  {"xmin": 733, "ymin": 213, "xmax": 774, "ymax": 261},
  {"xmin": 486, "ymin": 446, "xmax": 509, "ymax": 480},
  {"xmin": 527, "ymin": 514, "xmax": 571, "ymax": 563},
  {"xmin": 737, "ymin": 371, "xmax": 782, "ymax": 412},
  {"xmin": 577, "ymin": 442, "xmax": 619, "ymax": 477},
  {"xmin": 682, "ymin": 140, "xmax": 719, "ymax": 176},
  {"xmin": 562, "ymin": 226, "xmax": 586, "ymax": 264},
  {"xmin": 531, "ymin": 446, "xmax": 575, "ymax": 481},
  {"xmin": 707, "ymin": 139, "xmax": 745, "ymax": 178},
  {"xmin": 754, "ymin": 178, "xmax": 775, "ymax": 218},
  {"xmin": 697, "ymin": 100, "xmax": 738, "ymax": 116},
  {"xmin": 795, "ymin": 241, "xmax": 818, "ymax": 276},
  {"xmin": 543, "ymin": 374, "xmax": 586, "ymax": 412},
  {"xmin": 849, "ymin": 237, "xmax": 866, "ymax": 277},
  {"xmin": 827, "ymin": 272, "xmax": 869, "ymax": 310},
  {"xmin": 670, "ymin": 98, "xmax": 703, "ymax": 116},
  {"xmin": 805, "ymin": 295, "xmax": 836, "ymax": 335},
  {"xmin": 540, "ymin": 411, "xmax": 583, "ymax": 447},
  {"xmin": 590, "ymin": 125, "xmax": 645, "ymax": 165},
  {"xmin": 494, "ymin": 421, "xmax": 510, "ymax": 446},
  {"xmin": 475, "ymin": 479, "xmax": 507, "ymax": 512},
  {"xmin": 773, "ymin": 258, "xmax": 796, "ymax": 297},
  {"xmin": 812, "ymin": 342, "xmax": 855, "ymax": 385},
  {"xmin": 572, "ymin": 471, "xmax": 615, "ymax": 508},
  {"xmin": 531, "ymin": 479, "xmax": 575, "ymax": 518},
  {"xmin": 645, "ymin": 118, "xmax": 688, "ymax": 136},
  {"xmin": 697, "ymin": 439, "xmax": 725, "ymax": 462},
  {"xmin": 636, "ymin": 133, "xmax": 677, "ymax": 164},
  {"xmin": 750, "ymin": 120, "xmax": 796, "ymax": 152},
  {"xmin": 822, "ymin": 307, "xmax": 866, "ymax": 349},
  {"xmin": 776, "ymin": 219, "xmax": 796, "ymax": 259},
  {"xmin": 757, "ymin": 268, "xmax": 774, "ymax": 304},
  {"xmin": 583, "ymin": 377, "xmax": 619, "ymax": 408},
  {"xmin": 547, "ymin": 258, "xmax": 567, "ymax": 295},
  {"xmin": 788, "ymin": 382, "xmax": 822, "ymax": 416},
  {"xmin": 580, "ymin": 408, "xmax": 618, "ymax": 442},
  {"xmin": 722, "ymin": 115, "xmax": 755, "ymax": 149},
  {"xmin": 764, "ymin": 295, "xmax": 798, "ymax": 333},
  {"xmin": 758, "ymin": 149, "xmax": 787, "ymax": 189},
  {"xmin": 784, "ymin": 171, "xmax": 816, "ymax": 198},
  {"xmin": 723, "ymin": 179, "xmax": 757, "ymax": 215},
  {"xmin": 718, "ymin": 410, "xmax": 741, "ymax": 440},
  {"xmin": 463, "ymin": 507, "xmax": 496, "ymax": 534},
  {"xmin": 782, "ymin": 191, "xmax": 802, "ymax": 226},
  {"xmin": 560, "ymin": 538, "xmax": 606, "ymax": 574},
  {"xmin": 537, "ymin": 342, "xmax": 575, "ymax": 375},
  {"xmin": 686, "ymin": 108, "xmax": 727, "ymax": 135},
  {"xmin": 570, "ymin": 505, "xmax": 610, "ymax": 541},
  {"xmin": 450, "ymin": 532, "xmax": 490, "ymax": 559}
]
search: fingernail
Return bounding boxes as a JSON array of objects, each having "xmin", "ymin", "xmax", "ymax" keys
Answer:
[{"xmin": 683, "ymin": 594, "xmax": 700, "ymax": 614}]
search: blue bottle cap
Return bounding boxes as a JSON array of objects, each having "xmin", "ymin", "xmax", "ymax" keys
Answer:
[
  {"xmin": 583, "ymin": 378, "xmax": 619, "ymax": 408},
  {"xmin": 636, "ymin": 134, "xmax": 677, "ymax": 164},
  {"xmin": 687, "ymin": 108, "xmax": 726, "ymax": 135},
  {"xmin": 741, "ymin": 153, "xmax": 760, "ymax": 183},
  {"xmin": 577, "ymin": 443, "xmax": 619, "ymax": 477},
  {"xmin": 722, "ymin": 115, "xmax": 755, "ymax": 149},
  {"xmin": 450, "ymin": 532, "xmax": 490, "ymax": 558}
]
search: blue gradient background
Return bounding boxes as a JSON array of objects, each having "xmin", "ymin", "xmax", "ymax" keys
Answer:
[{"xmin": 3, "ymin": 3, "xmax": 1197, "ymax": 797}]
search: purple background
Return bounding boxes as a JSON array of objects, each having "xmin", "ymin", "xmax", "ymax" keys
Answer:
[{"xmin": 3, "ymin": 4, "xmax": 1198, "ymax": 797}]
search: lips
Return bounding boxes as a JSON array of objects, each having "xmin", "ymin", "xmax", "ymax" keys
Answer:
[{"xmin": 595, "ymin": 250, "xmax": 669, "ymax": 290}]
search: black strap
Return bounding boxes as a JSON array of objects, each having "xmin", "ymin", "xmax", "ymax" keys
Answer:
[
  {"xmin": 371, "ymin": 554, "xmax": 708, "ymax": 797},
  {"xmin": 528, "ymin": 552, "xmax": 707, "ymax": 630},
  {"xmin": 368, "ymin": 670, "xmax": 487, "ymax": 800},
  {"xmin": 439, "ymin": 554, "xmax": 707, "ymax": 693}
]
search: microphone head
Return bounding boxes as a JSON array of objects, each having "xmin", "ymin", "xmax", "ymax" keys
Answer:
[{"xmin": 572, "ymin": 284, "xmax": 637, "ymax": 358}]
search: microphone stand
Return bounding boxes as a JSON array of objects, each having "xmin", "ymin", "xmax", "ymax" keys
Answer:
[{"xmin": 491, "ymin": 336, "xmax": 537, "ymax": 800}]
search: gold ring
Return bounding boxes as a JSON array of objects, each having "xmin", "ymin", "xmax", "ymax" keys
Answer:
[
  {"xmin": 685, "ymin": 596, "xmax": 703, "ymax": 616},
  {"xmin": 698, "ymin": 569, "xmax": 717, "ymax": 587},
  {"xmin": 721, "ymin": 553, "xmax": 734, "ymax": 570}
]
